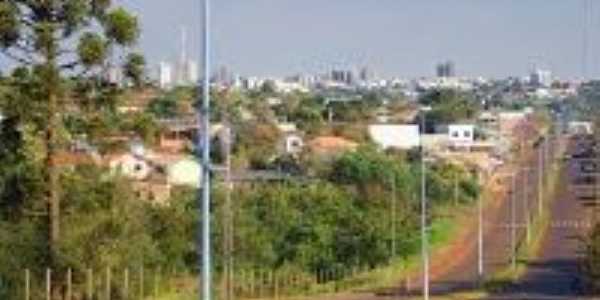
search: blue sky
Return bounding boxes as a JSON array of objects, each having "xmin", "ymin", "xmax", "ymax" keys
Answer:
[{"xmin": 2, "ymin": 1, "xmax": 597, "ymax": 79}]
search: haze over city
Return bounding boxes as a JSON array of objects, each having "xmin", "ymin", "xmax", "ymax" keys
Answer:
[{"xmin": 119, "ymin": 0, "xmax": 599, "ymax": 79}]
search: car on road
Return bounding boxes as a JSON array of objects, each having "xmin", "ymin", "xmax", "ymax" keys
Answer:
[
  {"xmin": 573, "ymin": 175, "xmax": 597, "ymax": 185},
  {"xmin": 580, "ymin": 162, "xmax": 599, "ymax": 173}
]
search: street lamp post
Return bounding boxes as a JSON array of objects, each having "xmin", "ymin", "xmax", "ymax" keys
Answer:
[
  {"xmin": 538, "ymin": 137, "xmax": 545, "ymax": 217},
  {"xmin": 522, "ymin": 167, "xmax": 532, "ymax": 245},
  {"xmin": 477, "ymin": 172, "xmax": 484, "ymax": 280},
  {"xmin": 420, "ymin": 106, "xmax": 431, "ymax": 300},
  {"xmin": 200, "ymin": 1, "xmax": 212, "ymax": 300},
  {"xmin": 391, "ymin": 172, "xmax": 397, "ymax": 260},
  {"xmin": 510, "ymin": 173, "xmax": 517, "ymax": 271}
]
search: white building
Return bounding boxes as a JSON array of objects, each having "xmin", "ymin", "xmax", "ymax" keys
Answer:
[
  {"xmin": 167, "ymin": 157, "xmax": 202, "ymax": 188},
  {"xmin": 568, "ymin": 122, "xmax": 593, "ymax": 135},
  {"xmin": 273, "ymin": 80, "xmax": 309, "ymax": 93},
  {"xmin": 448, "ymin": 124, "xmax": 475, "ymax": 148},
  {"xmin": 158, "ymin": 62, "xmax": 173, "ymax": 89},
  {"xmin": 282, "ymin": 133, "xmax": 304, "ymax": 155},
  {"xmin": 368, "ymin": 124, "xmax": 421, "ymax": 150},
  {"xmin": 176, "ymin": 60, "xmax": 198, "ymax": 86}
]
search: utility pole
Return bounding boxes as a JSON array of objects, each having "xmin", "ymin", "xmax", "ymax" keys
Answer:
[
  {"xmin": 522, "ymin": 168, "xmax": 531, "ymax": 245},
  {"xmin": 538, "ymin": 138, "xmax": 544, "ymax": 217},
  {"xmin": 510, "ymin": 173, "xmax": 517, "ymax": 271},
  {"xmin": 420, "ymin": 106, "xmax": 431, "ymax": 300},
  {"xmin": 222, "ymin": 125, "xmax": 234, "ymax": 300},
  {"xmin": 477, "ymin": 172, "xmax": 484, "ymax": 280},
  {"xmin": 454, "ymin": 174, "xmax": 459, "ymax": 206},
  {"xmin": 200, "ymin": 0, "xmax": 212, "ymax": 300},
  {"xmin": 391, "ymin": 173, "xmax": 397, "ymax": 259}
]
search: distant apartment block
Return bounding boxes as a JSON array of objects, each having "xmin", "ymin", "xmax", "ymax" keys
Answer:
[{"xmin": 436, "ymin": 61, "xmax": 456, "ymax": 78}]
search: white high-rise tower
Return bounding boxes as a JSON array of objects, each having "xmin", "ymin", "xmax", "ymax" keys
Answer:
[
  {"xmin": 176, "ymin": 26, "xmax": 199, "ymax": 86},
  {"xmin": 159, "ymin": 62, "xmax": 173, "ymax": 89}
]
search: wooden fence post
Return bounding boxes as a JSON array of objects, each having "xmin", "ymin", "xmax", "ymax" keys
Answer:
[
  {"xmin": 24, "ymin": 269, "xmax": 30, "ymax": 300},
  {"xmin": 257, "ymin": 269, "xmax": 263, "ymax": 299},
  {"xmin": 66, "ymin": 268, "xmax": 72, "ymax": 300},
  {"xmin": 87, "ymin": 269, "xmax": 93, "ymax": 300},
  {"xmin": 249, "ymin": 269, "xmax": 254, "ymax": 298},
  {"xmin": 274, "ymin": 271, "xmax": 279, "ymax": 300},
  {"xmin": 153, "ymin": 270, "xmax": 159, "ymax": 299},
  {"xmin": 139, "ymin": 266, "xmax": 144, "ymax": 300},
  {"xmin": 268, "ymin": 270, "xmax": 273, "ymax": 298},
  {"xmin": 123, "ymin": 268, "xmax": 129, "ymax": 300},
  {"xmin": 45, "ymin": 268, "xmax": 51, "ymax": 300},
  {"xmin": 106, "ymin": 267, "xmax": 111, "ymax": 300}
]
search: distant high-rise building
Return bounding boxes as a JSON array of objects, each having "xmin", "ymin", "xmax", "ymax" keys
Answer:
[
  {"xmin": 436, "ymin": 61, "xmax": 456, "ymax": 78},
  {"xmin": 447, "ymin": 61, "xmax": 456, "ymax": 77},
  {"xmin": 331, "ymin": 69, "xmax": 358, "ymax": 85},
  {"xmin": 530, "ymin": 69, "xmax": 552, "ymax": 87},
  {"xmin": 173, "ymin": 26, "xmax": 199, "ymax": 86},
  {"xmin": 186, "ymin": 60, "xmax": 199, "ymax": 84},
  {"xmin": 174, "ymin": 59, "xmax": 199, "ymax": 86},
  {"xmin": 360, "ymin": 66, "xmax": 374, "ymax": 82},
  {"xmin": 158, "ymin": 62, "xmax": 173, "ymax": 89},
  {"xmin": 214, "ymin": 65, "xmax": 233, "ymax": 85}
]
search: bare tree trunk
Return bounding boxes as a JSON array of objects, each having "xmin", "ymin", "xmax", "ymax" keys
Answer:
[
  {"xmin": 42, "ymin": 35, "xmax": 62, "ymax": 298},
  {"xmin": 47, "ymin": 86, "xmax": 61, "ymax": 300},
  {"xmin": 47, "ymin": 91, "xmax": 59, "ymax": 257}
]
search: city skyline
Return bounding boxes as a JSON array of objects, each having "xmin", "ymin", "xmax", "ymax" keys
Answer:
[{"xmin": 114, "ymin": 0, "xmax": 600, "ymax": 80}]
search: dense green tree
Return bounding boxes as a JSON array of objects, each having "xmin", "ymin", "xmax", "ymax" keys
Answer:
[
  {"xmin": 0, "ymin": 1, "xmax": 140, "ymax": 297},
  {"xmin": 419, "ymin": 89, "xmax": 479, "ymax": 131},
  {"xmin": 123, "ymin": 52, "xmax": 146, "ymax": 88},
  {"xmin": 234, "ymin": 122, "xmax": 281, "ymax": 169}
]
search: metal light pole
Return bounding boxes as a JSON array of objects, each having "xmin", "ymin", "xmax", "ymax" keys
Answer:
[
  {"xmin": 391, "ymin": 173, "xmax": 397, "ymax": 259},
  {"xmin": 522, "ymin": 167, "xmax": 531, "ymax": 245},
  {"xmin": 420, "ymin": 107, "xmax": 431, "ymax": 300},
  {"xmin": 222, "ymin": 125, "xmax": 234, "ymax": 300},
  {"xmin": 200, "ymin": 0, "xmax": 212, "ymax": 299},
  {"xmin": 477, "ymin": 172, "xmax": 484, "ymax": 280},
  {"xmin": 537, "ymin": 138, "xmax": 544, "ymax": 217},
  {"xmin": 510, "ymin": 173, "xmax": 517, "ymax": 271}
]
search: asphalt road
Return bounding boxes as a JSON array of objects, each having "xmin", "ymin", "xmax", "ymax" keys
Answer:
[
  {"xmin": 489, "ymin": 136, "xmax": 595, "ymax": 299},
  {"xmin": 304, "ymin": 135, "xmax": 597, "ymax": 300},
  {"xmin": 382, "ymin": 137, "xmax": 556, "ymax": 298}
]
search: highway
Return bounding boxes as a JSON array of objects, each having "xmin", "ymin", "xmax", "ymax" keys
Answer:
[
  {"xmin": 489, "ymin": 135, "xmax": 595, "ymax": 299},
  {"xmin": 299, "ymin": 135, "xmax": 599, "ymax": 300}
]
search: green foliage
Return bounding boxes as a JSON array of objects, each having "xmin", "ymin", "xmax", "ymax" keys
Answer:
[
  {"xmin": 147, "ymin": 87, "xmax": 194, "ymax": 118},
  {"xmin": 147, "ymin": 188, "xmax": 198, "ymax": 270},
  {"xmin": 124, "ymin": 52, "xmax": 146, "ymax": 87},
  {"xmin": 0, "ymin": 3, "xmax": 19, "ymax": 48},
  {"xmin": 127, "ymin": 112, "xmax": 160, "ymax": 145},
  {"xmin": 419, "ymin": 89, "xmax": 479, "ymax": 131},
  {"xmin": 288, "ymin": 95, "xmax": 326, "ymax": 133},
  {"xmin": 103, "ymin": 7, "xmax": 139, "ymax": 46},
  {"xmin": 77, "ymin": 32, "xmax": 108, "ymax": 67},
  {"xmin": 0, "ymin": 2, "xmax": 146, "ymax": 297},
  {"xmin": 234, "ymin": 122, "xmax": 282, "ymax": 169},
  {"xmin": 230, "ymin": 182, "xmax": 399, "ymax": 272},
  {"xmin": 59, "ymin": 165, "xmax": 160, "ymax": 271}
]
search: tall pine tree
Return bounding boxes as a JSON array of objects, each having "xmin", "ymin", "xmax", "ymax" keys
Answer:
[{"xmin": 0, "ymin": 1, "xmax": 139, "ymax": 297}]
